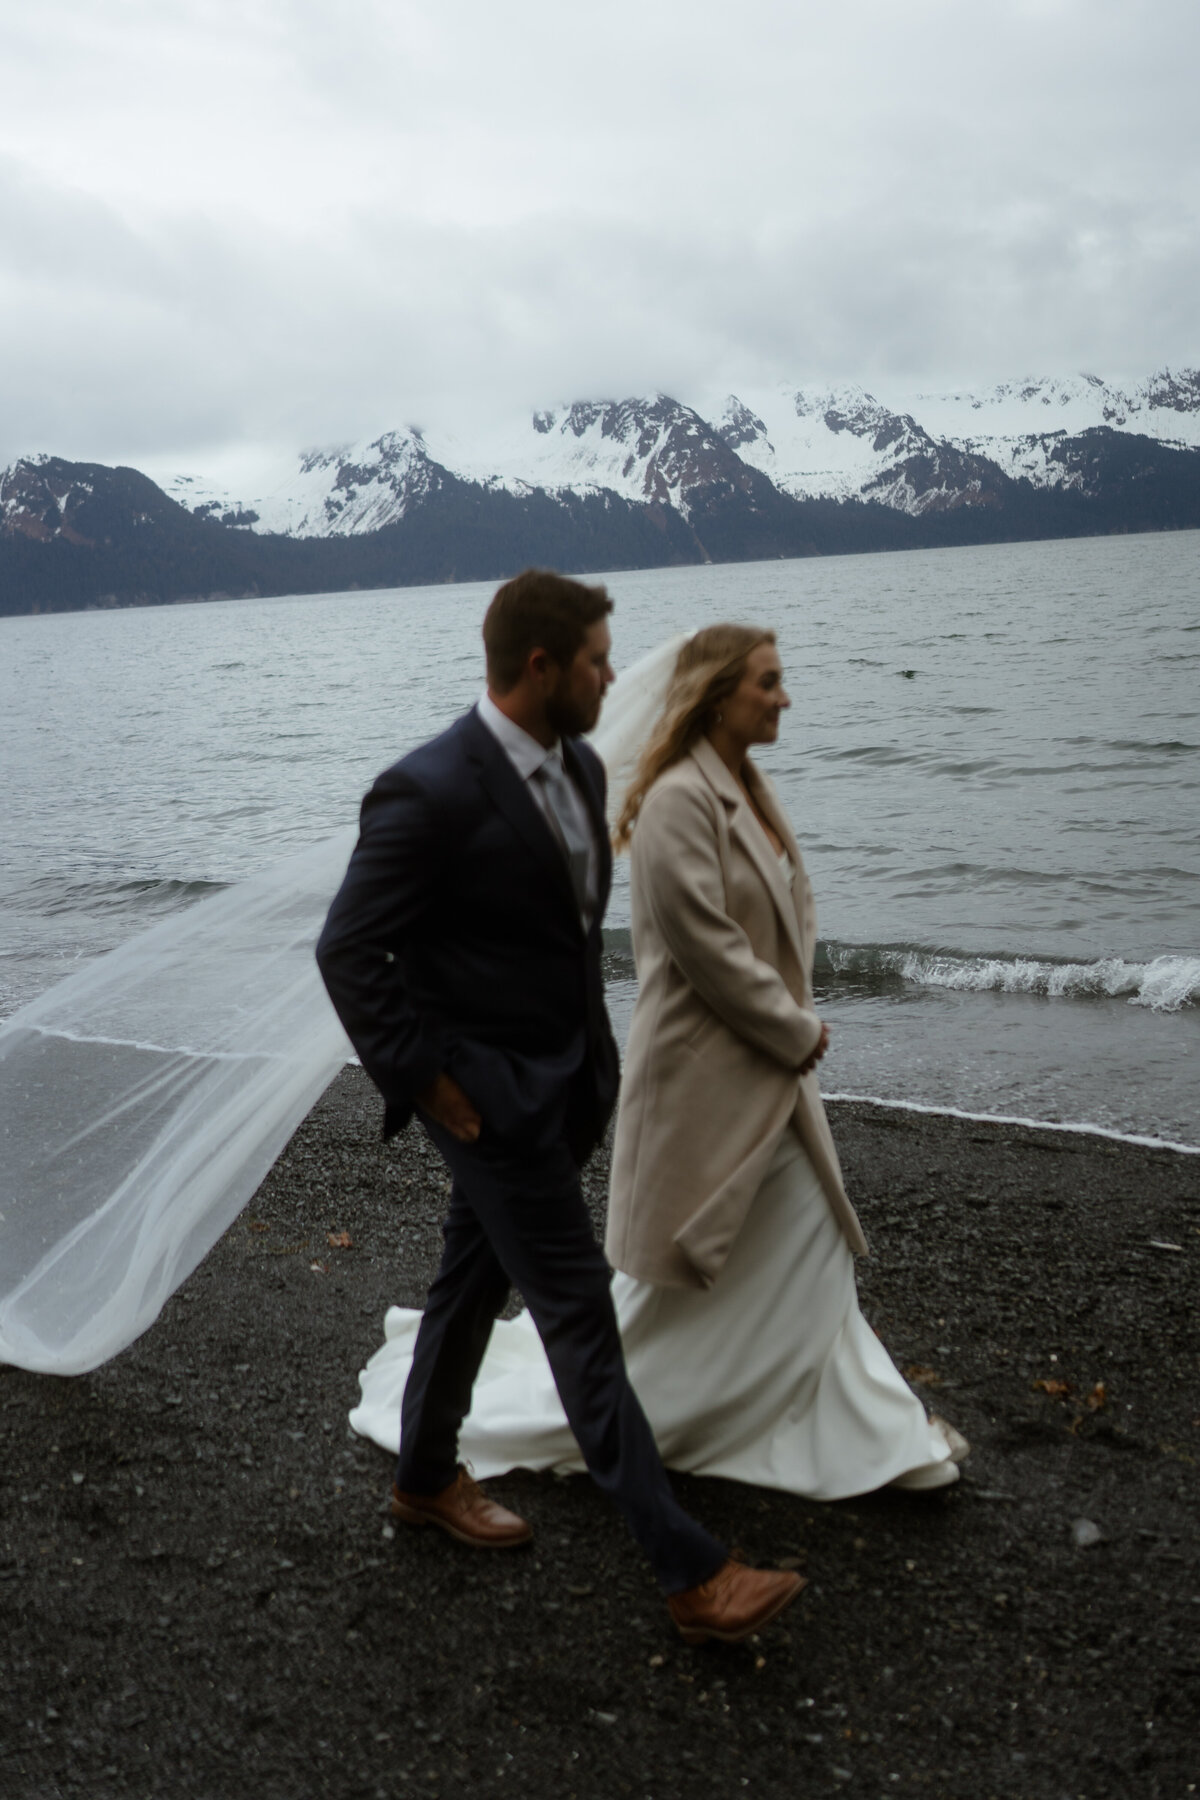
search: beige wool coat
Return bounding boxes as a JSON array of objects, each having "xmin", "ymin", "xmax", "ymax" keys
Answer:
[{"xmin": 605, "ymin": 736, "xmax": 868, "ymax": 1289}]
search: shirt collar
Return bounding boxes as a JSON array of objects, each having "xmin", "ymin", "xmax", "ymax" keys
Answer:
[{"xmin": 476, "ymin": 690, "xmax": 562, "ymax": 781}]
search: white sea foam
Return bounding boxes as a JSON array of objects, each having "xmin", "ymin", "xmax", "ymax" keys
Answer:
[
  {"xmin": 822, "ymin": 1092, "xmax": 1200, "ymax": 1156},
  {"xmin": 823, "ymin": 944, "xmax": 1200, "ymax": 1012},
  {"xmin": 24, "ymin": 1022, "xmax": 276, "ymax": 1062}
]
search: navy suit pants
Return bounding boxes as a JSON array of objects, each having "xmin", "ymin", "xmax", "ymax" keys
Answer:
[{"xmin": 395, "ymin": 1118, "xmax": 725, "ymax": 1595}]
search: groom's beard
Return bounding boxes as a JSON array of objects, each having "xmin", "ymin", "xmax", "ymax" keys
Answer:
[{"xmin": 545, "ymin": 685, "xmax": 602, "ymax": 739}]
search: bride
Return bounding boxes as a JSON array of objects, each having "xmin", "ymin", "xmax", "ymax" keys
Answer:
[{"xmin": 352, "ymin": 624, "xmax": 967, "ymax": 1497}]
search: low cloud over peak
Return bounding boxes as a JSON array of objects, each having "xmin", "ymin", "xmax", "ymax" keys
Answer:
[{"xmin": 1, "ymin": 1, "xmax": 1196, "ymax": 471}]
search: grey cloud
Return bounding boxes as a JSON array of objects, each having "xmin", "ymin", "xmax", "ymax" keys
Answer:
[{"xmin": 0, "ymin": 0, "xmax": 1197, "ymax": 468}]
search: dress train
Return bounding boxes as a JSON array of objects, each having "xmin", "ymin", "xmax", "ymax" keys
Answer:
[{"xmin": 350, "ymin": 1131, "xmax": 964, "ymax": 1499}]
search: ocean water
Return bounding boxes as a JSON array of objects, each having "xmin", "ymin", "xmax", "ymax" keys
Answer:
[{"xmin": 2, "ymin": 531, "xmax": 1198, "ymax": 1146}]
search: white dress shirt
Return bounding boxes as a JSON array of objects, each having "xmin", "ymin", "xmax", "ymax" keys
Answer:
[{"xmin": 476, "ymin": 692, "xmax": 599, "ymax": 929}]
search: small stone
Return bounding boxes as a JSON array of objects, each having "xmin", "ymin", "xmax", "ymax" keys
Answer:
[
  {"xmin": 71, "ymin": 1472, "xmax": 85, "ymax": 1485},
  {"xmin": 1071, "ymin": 1518, "xmax": 1103, "ymax": 1548}
]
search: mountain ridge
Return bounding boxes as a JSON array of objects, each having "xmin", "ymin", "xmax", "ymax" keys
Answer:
[
  {"xmin": 2, "ymin": 368, "xmax": 1198, "ymax": 616},
  {"xmin": 155, "ymin": 367, "xmax": 1200, "ymax": 536}
]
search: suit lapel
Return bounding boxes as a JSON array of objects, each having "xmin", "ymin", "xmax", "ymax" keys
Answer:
[
  {"xmin": 691, "ymin": 738, "xmax": 806, "ymax": 969},
  {"xmin": 462, "ymin": 710, "xmax": 580, "ymax": 920}
]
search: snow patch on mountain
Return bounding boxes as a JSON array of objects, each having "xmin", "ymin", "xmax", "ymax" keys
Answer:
[
  {"xmin": 701, "ymin": 368, "xmax": 1200, "ymax": 512},
  {"xmin": 154, "ymin": 367, "xmax": 1200, "ymax": 536},
  {"xmin": 708, "ymin": 384, "xmax": 932, "ymax": 506},
  {"xmin": 428, "ymin": 394, "xmax": 757, "ymax": 516},
  {"xmin": 912, "ymin": 370, "xmax": 1200, "ymax": 487},
  {"xmin": 1, "ymin": 454, "xmax": 104, "ymax": 543},
  {"xmin": 164, "ymin": 431, "xmax": 441, "ymax": 537}
]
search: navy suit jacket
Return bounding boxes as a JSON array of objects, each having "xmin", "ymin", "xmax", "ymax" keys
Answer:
[{"xmin": 316, "ymin": 707, "xmax": 620, "ymax": 1162}]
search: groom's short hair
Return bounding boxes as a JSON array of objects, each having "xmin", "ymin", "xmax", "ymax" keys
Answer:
[{"xmin": 484, "ymin": 568, "xmax": 613, "ymax": 693}]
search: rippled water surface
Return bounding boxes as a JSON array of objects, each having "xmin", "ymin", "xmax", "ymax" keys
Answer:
[{"xmin": 3, "ymin": 531, "xmax": 1198, "ymax": 1142}]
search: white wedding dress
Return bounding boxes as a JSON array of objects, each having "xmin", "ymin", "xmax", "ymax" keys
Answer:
[{"xmin": 351, "ymin": 1127, "xmax": 964, "ymax": 1498}]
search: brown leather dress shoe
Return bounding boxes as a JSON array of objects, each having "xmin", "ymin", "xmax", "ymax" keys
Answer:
[
  {"xmin": 389, "ymin": 1467, "xmax": 532, "ymax": 1549},
  {"xmin": 667, "ymin": 1559, "xmax": 807, "ymax": 1644}
]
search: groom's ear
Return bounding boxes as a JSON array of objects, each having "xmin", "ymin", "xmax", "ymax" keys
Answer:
[{"xmin": 525, "ymin": 645, "xmax": 557, "ymax": 686}]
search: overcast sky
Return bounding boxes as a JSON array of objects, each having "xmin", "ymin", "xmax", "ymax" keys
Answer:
[{"xmin": 1, "ymin": 0, "xmax": 1197, "ymax": 475}]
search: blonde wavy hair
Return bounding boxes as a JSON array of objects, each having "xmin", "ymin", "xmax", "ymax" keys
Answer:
[{"xmin": 613, "ymin": 623, "xmax": 776, "ymax": 849}]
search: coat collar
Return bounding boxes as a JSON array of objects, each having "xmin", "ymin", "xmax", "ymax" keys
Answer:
[{"xmin": 688, "ymin": 736, "xmax": 806, "ymax": 967}]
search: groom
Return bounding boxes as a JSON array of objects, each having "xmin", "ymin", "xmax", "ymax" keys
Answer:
[{"xmin": 316, "ymin": 569, "xmax": 804, "ymax": 1642}]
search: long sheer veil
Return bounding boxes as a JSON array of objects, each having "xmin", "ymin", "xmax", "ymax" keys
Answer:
[{"xmin": 0, "ymin": 633, "xmax": 690, "ymax": 1375}]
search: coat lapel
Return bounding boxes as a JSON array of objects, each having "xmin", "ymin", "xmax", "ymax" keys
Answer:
[
  {"xmin": 743, "ymin": 762, "xmax": 812, "ymax": 966},
  {"xmin": 462, "ymin": 709, "xmax": 580, "ymax": 922},
  {"xmin": 690, "ymin": 738, "xmax": 806, "ymax": 970}
]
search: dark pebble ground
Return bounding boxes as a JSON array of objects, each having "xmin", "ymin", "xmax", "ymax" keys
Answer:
[{"xmin": 2, "ymin": 1067, "xmax": 1197, "ymax": 1800}]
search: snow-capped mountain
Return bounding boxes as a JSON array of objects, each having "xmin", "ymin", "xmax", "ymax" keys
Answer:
[
  {"xmin": 4, "ymin": 367, "xmax": 1198, "ymax": 616},
  {"xmin": 440, "ymin": 395, "xmax": 775, "ymax": 514},
  {"xmin": 1, "ymin": 454, "xmax": 203, "ymax": 543},
  {"xmin": 892, "ymin": 369, "xmax": 1200, "ymax": 494},
  {"xmin": 702, "ymin": 370, "xmax": 1200, "ymax": 511},
  {"xmin": 160, "ymin": 368, "xmax": 1200, "ymax": 536},
  {"xmin": 161, "ymin": 395, "xmax": 785, "ymax": 536},
  {"xmin": 707, "ymin": 386, "xmax": 1011, "ymax": 516},
  {"xmin": 168, "ymin": 430, "xmax": 446, "ymax": 537}
]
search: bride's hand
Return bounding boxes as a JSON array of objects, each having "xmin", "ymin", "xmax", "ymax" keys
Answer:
[
  {"xmin": 798, "ymin": 1022, "xmax": 830, "ymax": 1076},
  {"xmin": 416, "ymin": 1072, "xmax": 483, "ymax": 1143}
]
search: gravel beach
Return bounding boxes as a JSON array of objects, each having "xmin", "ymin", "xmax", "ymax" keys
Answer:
[{"xmin": 2, "ymin": 1067, "xmax": 1197, "ymax": 1800}]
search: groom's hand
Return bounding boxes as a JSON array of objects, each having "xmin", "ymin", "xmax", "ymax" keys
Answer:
[
  {"xmin": 798, "ymin": 1021, "xmax": 831, "ymax": 1076},
  {"xmin": 417, "ymin": 1072, "xmax": 483, "ymax": 1143}
]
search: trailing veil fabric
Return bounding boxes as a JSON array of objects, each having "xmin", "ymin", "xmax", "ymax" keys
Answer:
[{"xmin": 0, "ymin": 633, "xmax": 692, "ymax": 1375}]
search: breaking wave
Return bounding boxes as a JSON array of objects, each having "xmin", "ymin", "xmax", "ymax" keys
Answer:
[{"xmin": 816, "ymin": 942, "xmax": 1200, "ymax": 1013}]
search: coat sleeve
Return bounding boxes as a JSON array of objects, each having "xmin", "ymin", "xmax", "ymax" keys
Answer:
[
  {"xmin": 315, "ymin": 769, "xmax": 449, "ymax": 1121},
  {"xmin": 634, "ymin": 781, "xmax": 823, "ymax": 1070}
]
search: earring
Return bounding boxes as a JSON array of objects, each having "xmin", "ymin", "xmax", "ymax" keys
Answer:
[{"xmin": 714, "ymin": 709, "xmax": 723, "ymax": 724}]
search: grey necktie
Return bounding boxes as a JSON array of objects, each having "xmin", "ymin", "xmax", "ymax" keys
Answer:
[{"xmin": 534, "ymin": 757, "xmax": 592, "ymax": 917}]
